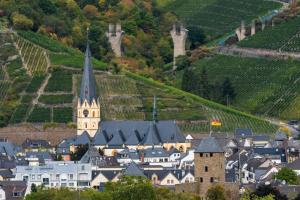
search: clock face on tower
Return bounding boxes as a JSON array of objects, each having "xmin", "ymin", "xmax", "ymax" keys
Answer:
[{"xmin": 83, "ymin": 109, "xmax": 89, "ymax": 117}]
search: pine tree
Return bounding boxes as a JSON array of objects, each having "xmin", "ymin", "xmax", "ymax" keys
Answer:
[
  {"xmin": 199, "ymin": 67, "xmax": 210, "ymax": 99},
  {"xmin": 221, "ymin": 77, "xmax": 236, "ymax": 105}
]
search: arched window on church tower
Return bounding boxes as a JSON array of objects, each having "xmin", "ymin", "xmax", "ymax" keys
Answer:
[
  {"xmin": 85, "ymin": 123, "xmax": 87, "ymax": 129},
  {"xmin": 92, "ymin": 111, "xmax": 95, "ymax": 118}
]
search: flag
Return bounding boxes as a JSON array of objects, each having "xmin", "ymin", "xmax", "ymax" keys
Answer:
[{"xmin": 211, "ymin": 119, "xmax": 221, "ymax": 126}]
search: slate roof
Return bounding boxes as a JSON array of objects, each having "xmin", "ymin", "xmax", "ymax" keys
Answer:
[
  {"xmin": 253, "ymin": 148, "xmax": 286, "ymax": 162},
  {"xmin": 286, "ymin": 158, "xmax": 300, "ymax": 170},
  {"xmin": 22, "ymin": 139, "xmax": 51, "ymax": 149},
  {"xmin": 275, "ymin": 132, "xmax": 287, "ymax": 141},
  {"xmin": 123, "ymin": 162, "xmax": 146, "ymax": 177},
  {"xmin": 144, "ymin": 169, "xmax": 193, "ymax": 182},
  {"xmin": 0, "ymin": 169, "xmax": 14, "ymax": 179},
  {"xmin": 143, "ymin": 147, "xmax": 169, "ymax": 158},
  {"xmin": 74, "ymin": 131, "xmax": 91, "ymax": 145},
  {"xmin": 235, "ymin": 128, "xmax": 253, "ymax": 139},
  {"xmin": 92, "ymin": 170, "xmax": 120, "ymax": 181},
  {"xmin": 0, "ymin": 142, "xmax": 16, "ymax": 157},
  {"xmin": 26, "ymin": 152, "xmax": 53, "ymax": 163},
  {"xmin": 57, "ymin": 137, "xmax": 76, "ymax": 154},
  {"xmin": 93, "ymin": 120, "xmax": 186, "ymax": 146},
  {"xmin": 195, "ymin": 137, "xmax": 224, "ymax": 153},
  {"xmin": 142, "ymin": 122, "xmax": 161, "ymax": 145},
  {"xmin": 79, "ymin": 43, "xmax": 97, "ymax": 104},
  {"xmin": 80, "ymin": 147, "xmax": 106, "ymax": 166},
  {"xmin": 0, "ymin": 181, "xmax": 27, "ymax": 200},
  {"xmin": 252, "ymin": 135, "xmax": 269, "ymax": 141}
]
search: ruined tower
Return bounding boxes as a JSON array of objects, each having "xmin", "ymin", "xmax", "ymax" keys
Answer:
[
  {"xmin": 194, "ymin": 137, "xmax": 225, "ymax": 196},
  {"xmin": 235, "ymin": 21, "xmax": 246, "ymax": 41},
  {"xmin": 170, "ymin": 24, "xmax": 188, "ymax": 70},
  {"xmin": 106, "ymin": 23, "xmax": 124, "ymax": 57},
  {"xmin": 251, "ymin": 20, "xmax": 256, "ymax": 36},
  {"xmin": 77, "ymin": 37, "xmax": 100, "ymax": 137}
]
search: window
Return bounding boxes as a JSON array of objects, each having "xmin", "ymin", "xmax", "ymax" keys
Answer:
[
  {"xmin": 43, "ymin": 178, "xmax": 49, "ymax": 185},
  {"xmin": 205, "ymin": 166, "xmax": 208, "ymax": 172},
  {"xmin": 13, "ymin": 192, "xmax": 21, "ymax": 197},
  {"xmin": 164, "ymin": 158, "xmax": 168, "ymax": 162},
  {"xmin": 56, "ymin": 174, "xmax": 60, "ymax": 180},
  {"xmin": 69, "ymin": 182, "xmax": 74, "ymax": 187},
  {"xmin": 81, "ymin": 165, "xmax": 85, "ymax": 170},
  {"xmin": 210, "ymin": 177, "xmax": 214, "ymax": 183},
  {"xmin": 61, "ymin": 183, "xmax": 67, "ymax": 187},
  {"xmin": 23, "ymin": 176, "xmax": 28, "ymax": 181},
  {"xmin": 37, "ymin": 175, "xmax": 41, "ymax": 180},
  {"xmin": 167, "ymin": 180, "xmax": 170, "ymax": 184},
  {"xmin": 85, "ymin": 123, "xmax": 87, "ymax": 129},
  {"xmin": 92, "ymin": 111, "xmax": 95, "ymax": 117},
  {"xmin": 206, "ymin": 154, "xmax": 208, "ymax": 157},
  {"xmin": 200, "ymin": 153, "xmax": 203, "ymax": 157},
  {"xmin": 210, "ymin": 153, "xmax": 213, "ymax": 157},
  {"xmin": 69, "ymin": 174, "xmax": 74, "ymax": 180},
  {"xmin": 200, "ymin": 177, "xmax": 203, "ymax": 183},
  {"xmin": 31, "ymin": 175, "xmax": 35, "ymax": 180},
  {"xmin": 171, "ymin": 180, "xmax": 174, "ymax": 184}
]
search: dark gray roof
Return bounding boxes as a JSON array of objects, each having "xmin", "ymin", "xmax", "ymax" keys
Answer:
[
  {"xmin": 142, "ymin": 122, "xmax": 161, "ymax": 145},
  {"xmin": 80, "ymin": 147, "xmax": 106, "ymax": 166},
  {"xmin": 235, "ymin": 128, "xmax": 253, "ymax": 139},
  {"xmin": 79, "ymin": 43, "xmax": 97, "ymax": 104},
  {"xmin": 0, "ymin": 142, "xmax": 16, "ymax": 157},
  {"xmin": 275, "ymin": 132, "xmax": 287, "ymax": 141},
  {"xmin": 143, "ymin": 147, "xmax": 169, "ymax": 158},
  {"xmin": 26, "ymin": 152, "xmax": 53, "ymax": 161},
  {"xmin": 22, "ymin": 139, "xmax": 51, "ymax": 149},
  {"xmin": 123, "ymin": 162, "xmax": 146, "ymax": 177},
  {"xmin": 195, "ymin": 137, "xmax": 224, "ymax": 153},
  {"xmin": 286, "ymin": 158, "xmax": 300, "ymax": 170},
  {"xmin": 0, "ymin": 169, "xmax": 14, "ymax": 179},
  {"xmin": 0, "ymin": 181, "xmax": 27, "ymax": 200},
  {"xmin": 252, "ymin": 135, "xmax": 269, "ymax": 141},
  {"xmin": 57, "ymin": 137, "xmax": 76, "ymax": 154},
  {"xmin": 108, "ymin": 130, "xmax": 125, "ymax": 146},
  {"xmin": 93, "ymin": 120, "xmax": 186, "ymax": 146},
  {"xmin": 74, "ymin": 131, "xmax": 91, "ymax": 145}
]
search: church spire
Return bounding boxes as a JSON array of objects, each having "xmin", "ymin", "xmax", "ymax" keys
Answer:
[
  {"xmin": 79, "ymin": 28, "xmax": 97, "ymax": 105},
  {"xmin": 152, "ymin": 96, "xmax": 157, "ymax": 122}
]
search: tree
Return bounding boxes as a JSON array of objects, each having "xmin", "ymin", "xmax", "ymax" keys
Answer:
[
  {"xmin": 175, "ymin": 55, "xmax": 191, "ymax": 71},
  {"xmin": 274, "ymin": 167, "xmax": 299, "ymax": 185},
  {"xmin": 83, "ymin": 4, "xmax": 99, "ymax": 19},
  {"xmin": 31, "ymin": 183, "xmax": 37, "ymax": 193},
  {"xmin": 38, "ymin": 0, "xmax": 56, "ymax": 14},
  {"xmin": 221, "ymin": 77, "xmax": 236, "ymax": 105},
  {"xmin": 199, "ymin": 67, "xmax": 210, "ymax": 99},
  {"xmin": 181, "ymin": 67, "xmax": 196, "ymax": 93},
  {"xmin": 254, "ymin": 185, "xmax": 288, "ymax": 200},
  {"xmin": 206, "ymin": 185, "xmax": 226, "ymax": 200},
  {"xmin": 105, "ymin": 176, "xmax": 156, "ymax": 200},
  {"xmin": 12, "ymin": 13, "xmax": 33, "ymax": 30}
]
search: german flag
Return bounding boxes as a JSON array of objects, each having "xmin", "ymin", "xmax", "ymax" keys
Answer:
[{"xmin": 211, "ymin": 119, "xmax": 221, "ymax": 126}]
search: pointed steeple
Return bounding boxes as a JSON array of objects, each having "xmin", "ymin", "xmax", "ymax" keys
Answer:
[
  {"xmin": 80, "ymin": 28, "xmax": 97, "ymax": 105},
  {"xmin": 152, "ymin": 96, "xmax": 157, "ymax": 122}
]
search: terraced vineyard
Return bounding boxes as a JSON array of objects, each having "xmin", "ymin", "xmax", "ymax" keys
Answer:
[
  {"xmin": 238, "ymin": 16, "xmax": 300, "ymax": 51},
  {"xmin": 13, "ymin": 34, "xmax": 49, "ymax": 75},
  {"xmin": 191, "ymin": 55, "xmax": 300, "ymax": 119},
  {"xmin": 0, "ymin": 30, "xmax": 277, "ymax": 134},
  {"xmin": 163, "ymin": 0, "xmax": 281, "ymax": 39}
]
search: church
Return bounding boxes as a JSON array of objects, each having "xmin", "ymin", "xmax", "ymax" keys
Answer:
[{"xmin": 76, "ymin": 42, "xmax": 191, "ymax": 155}]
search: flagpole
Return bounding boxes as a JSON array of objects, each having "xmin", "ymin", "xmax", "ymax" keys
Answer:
[{"xmin": 209, "ymin": 120, "xmax": 212, "ymax": 136}]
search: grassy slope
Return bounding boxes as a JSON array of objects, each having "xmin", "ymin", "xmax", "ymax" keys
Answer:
[
  {"xmin": 163, "ymin": 0, "xmax": 281, "ymax": 40},
  {"xmin": 191, "ymin": 55, "xmax": 300, "ymax": 119},
  {"xmin": 3, "ymin": 31, "xmax": 277, "ymax": 133},
  {"xmin": 238, "ymin": 16, "xmax": 300, "ymax": 51}
]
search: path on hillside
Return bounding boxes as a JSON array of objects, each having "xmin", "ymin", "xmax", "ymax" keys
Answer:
[
  {"xmin": 217, "ymin": 46, "xmax": 300, "ymax": 60},
  {"xmin": 25, "ymin": 73, "xmax": 51, "ymax": 121}
]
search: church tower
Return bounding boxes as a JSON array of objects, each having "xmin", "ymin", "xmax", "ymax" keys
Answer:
[{"xmin": 77, "ymin": 33, "xmax": 100, "ymax": 137}]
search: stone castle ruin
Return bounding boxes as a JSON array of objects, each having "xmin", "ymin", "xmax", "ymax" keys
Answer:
[
  {"xmin": 170, "ymin": 24, "xmax": 188, "ymax": 70},
  {"xmin": 106, "ymin": 23, "xmax": 124, "ymax": 57}
]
